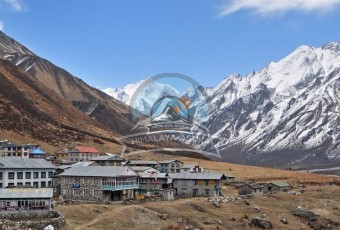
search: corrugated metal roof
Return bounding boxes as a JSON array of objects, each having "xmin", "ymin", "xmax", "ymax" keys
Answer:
[
  {"xmin": 59, "ymin": 166, "xmax": 138, "ymax": 177},
  {"xmin": 169, "ymin": 172, "xmax": 225, "ymax": 180},
  {"xmin": 129, "ymin": 166, "xmax": 156, "ymax": 172},
  {"xmin": 0, "ymin": 158, "xmax": 56, "ymax": 169},
  {"xmin": 91, "ymin": 155, "xmax": 124, "ymax": 161},
  {"xmin": 127, "ymin": 160, "xmax": 159, "ymax": 165},
  {"xmin": 30, "ymin": 149, "xmax": 46, "ymax": 154},
  {"xmin": 271, "ymin": 182, "xmax": 290, "ymax": 187},
  {"xmin": 71, "ymin": 161, "xmax": 95, "ymax": 167},
  {"xmin": 159, "ymin": 160, "xmax": 183, "ymax": 164},
  {"xmin": 138, "ymin": 172, "xmax": 168, "ymax": 178},
  {"xmin": 0, "ymin": 188, "xmax": 53, "ymax": 198},
  {"xmin": 70, "ymin": 146, "xmax": 99, "ymax": 153}
]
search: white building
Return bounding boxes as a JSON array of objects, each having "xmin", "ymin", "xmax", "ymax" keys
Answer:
[{"xmin": 0, "ymin": 158, "xmax": 56, "ymax": 189}]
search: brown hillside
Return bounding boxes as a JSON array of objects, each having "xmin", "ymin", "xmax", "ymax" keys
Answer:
[{"xmin": 0, "ymin": 59, "xmax": 120, "ymax": 148}]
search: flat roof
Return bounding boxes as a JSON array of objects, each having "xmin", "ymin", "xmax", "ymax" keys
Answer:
[
  {"xmin": 0, "ymin": 188, "xmax": 53, "ymax": 199},
  {"xmin": 59, "ymin": 166, "xmax": 138, "ymax": 177},
  {"xmin": 91, "ymin": 155, "xmax": 124, "ymax": 161},
  {"xmin": 0, "ymin": 158, "xmax": 56, "ymax": 169},
  {"xmin": 169, "ymin": 172, "xmax": 226, "ymax": 180}
]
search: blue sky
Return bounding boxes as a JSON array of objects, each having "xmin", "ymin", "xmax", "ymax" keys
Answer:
[{"xmin": 1, "ymin": 0, "xmax": 340, "ymax": 89}]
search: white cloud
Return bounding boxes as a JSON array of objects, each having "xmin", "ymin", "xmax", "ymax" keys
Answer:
[
  {"xmin": 218, "ymin": 0, "xmax": 340, "ymax": 16},
  {"xmin": 3, "ymin": 0, "xmax": 24, "ymax": 12},
  {"xmin": 0, "ymin": 21, "xmax": 4, "ymax": 31}
]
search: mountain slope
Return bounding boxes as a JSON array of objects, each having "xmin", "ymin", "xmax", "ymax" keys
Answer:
[
  {"xmin": 0, "ymin": 31, "xmax": 133, "ymax": 135},
  {"xmin": 105, "ymin": 42, "xmax": 340, "ymax": 169},
  {"xmin": 204, "ymin": 42, "xmax": 340, "ymax": 168},
  {"xmin": 0, "ymin": 59, "xmax": 118, "ymax": 147}
]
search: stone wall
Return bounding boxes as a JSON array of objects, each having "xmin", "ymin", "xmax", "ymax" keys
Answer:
[{"xmin": 0, "ymin": 211, "xmax": 65, "ymax": 230}]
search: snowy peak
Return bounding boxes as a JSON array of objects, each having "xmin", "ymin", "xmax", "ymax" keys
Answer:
[{"xmin": 206, "ymin": 42, "xmax": 340, "ymax": 168}]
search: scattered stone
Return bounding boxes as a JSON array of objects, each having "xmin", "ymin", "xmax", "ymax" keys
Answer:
[
  {"xmin": 213, "ymin": 202, "xmax": 221, "ymax": 208},
  {"xmin": 158, "ymin": 214, "xmax": 168, "ymax": 220},
  {"xmin": 249, "ymin": 218, "xmax": 273, "ymax": 229},
  {"xmin": 280, "ymin": 218, "xmax": 288, "ymax": 224},
  {"xmin": 177, "ymin": 219, "xmax": 185, "ymax": 224},
  {"xmin": 253, "ymin": 206, "xmax": 261, "ymax": 211},
  {"xmin": 230, "ymin": 217, "xmax": 236, "ymax": 221},
  {"xmin": 260, "ymin": 214, "xmax": 267, "ymax": 219},
  {"xmin": 203, "ymin": 218, "xmax": 215, "ymax": 225},
  {"xmin": 93, "ymin": 208, "xmax": 101, "ymax": 213},
  {"xmin": 292, "ymin": 209, "xmax": 317, "ymax": 221},
  {"xmin": 244, "ymin": 200, "xmax": 250, "ymax": 206},
  {"xmin": 217, "ymin": 220, "xmax": 223, "ymax": 225},
  {"xmin": 243, "ymin": 214, "xmax": 249, "ymax": 220},
  {"xmin": 104, "ymin": 205, "xmax": 109, "ymax": 209}
]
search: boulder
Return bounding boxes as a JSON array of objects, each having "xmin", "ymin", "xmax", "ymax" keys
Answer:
[
  {"xmin": 249, "ymin": 218, "xmax": 273, "ymax": 229},
  {"xmin": 292, "ymin": 209, "xmax": 317, "ymax": 221}
]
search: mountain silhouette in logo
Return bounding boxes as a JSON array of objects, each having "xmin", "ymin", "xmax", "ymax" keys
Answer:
[{"xmin": 151, "ymin": 96, "xmax": 192, "ymax": 123}]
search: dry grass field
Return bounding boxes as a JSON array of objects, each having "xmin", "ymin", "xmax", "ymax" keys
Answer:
[
  {"xmin": 55, "ymin": 152, "xmax": 340, "ymax": 230},
  {"xmin": 56, "ymin": 185, "xmax": 340, "ymax": 230}
]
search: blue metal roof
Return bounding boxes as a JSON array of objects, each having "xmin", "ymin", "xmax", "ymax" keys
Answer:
[{"xmin": 30, "ymin": 149, "xmax": 46, "ymax": 154}]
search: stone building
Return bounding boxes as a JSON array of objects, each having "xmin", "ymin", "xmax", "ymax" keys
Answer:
[
  {"xmin": 59, "ymin": 166, "xmax": 139, "ymax": 202},
  {"xmin": 238, "ymin": 183, "xmax": 264, "ymax": 196},
  {"xmin": 264, "ymin": 182, "xmax": 290, "ymax": 193},
  {"xmin": 170, "ymin": 172, "xmax": 226, "ymax": 197},
  {"xmin": 159, "ymin": 160, "xmax": 183, "ymax": 173},
  {"xmin": 91, "ymin": 154, "xmax": 125, "ymax": 166},
  {"xmin": 126, "ymin": 160, "xmax": 159, "ymax": 169},
  {"xmin": 67, "ymin": 146, "xmax": 101, "ymax": 163}
]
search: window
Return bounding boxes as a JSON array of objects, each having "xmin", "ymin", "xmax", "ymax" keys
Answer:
[
  {"xmin": 41, "ymin": 172, "xmax": 46, "ymax": 178},
  {"xmin": 171, "ymin": 163, "xmax": 174, "ymax": 167},
  {"xmin": 48, "ymin": 172, "xmax": 53, "ymax": 178},
  {"xmin": 93, "ymin": 190, "xmax": 101, "ymax": 197},
  {"xmin": 33, "ymin": 182, "xmax": 38, "ymax": 188},
  {"xmin": 8, "ymin": 183, "xmax": 14, "ymax": 187},
  {"xmin": 73, "ymin": 189, "xmax": 82, "ymax": 196},
  {"xmin": 41, "ymin": 181, "xmax": 46, "ymax": 188},
  {"xmin": 48, "ymin": 181, "xmax": 52, "ymax": 187},
  {"xmin": 0, "ymin": 183, "xmax": 2, "ymax": 188},
  {"xmin": 25, "ymin": 172, "xmax": 31, "ymax": 179},
  {"xmin": 205, "ymin": 189, "xmax": 210, "ymax": 196},
  {"xmin": 33, "ymin": 172, "xmax": 39, "ymax": 179},
  {"xmin": 17, "ymin": 182, "xmax": 23, "ymax": 186},
  {"xmin": 8, "ymin": 172, "xmax": 14, "ymax": 179},
  {"xmin": 176, "ymin": 169, "xmax": 180, "ymax": 173},
  {"xmin": 205, "ymin": 180, "xmax": 209, "ymax": 186},
  {"xmin": 194, "ymin": 180, "xmax": 198, "ymax": 185},
  {"xmin": 17, "ymin": 172, "xmax": 23, "ymax": 179},
  {"xmin": 25, "ymin": 182, "xmax": 31, "ymax": 186},
  {"xmin": 84, "ymin": 189, "xmax": 90, "ymax": 196},
  {"xmin": 0, "ymin": 172, "xmax": 2, "ymax": 180}
]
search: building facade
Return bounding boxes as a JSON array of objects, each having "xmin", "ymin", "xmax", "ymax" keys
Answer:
[
  {"xmin": 126, "ymin": 160, "xmax": 159, "ymax": 169},
  {"xmin": 238, "ymin": 184, "xmax": 264, "ymax": 196},
  {"xmin": 59, "ymin": 166, "xmax": 139, "ymax": 202},
  {"xmin": 170, "ymin": 172, "xmax": 226, "ymax": 197},
  {"xmin": 91, "ymin": 154, "xmax": 125, "ymax": 166},
  {"xmin": 159, "ymin": 160, "xmax": 183, "ymax": 173},
  {"xmin": 67, "ymin": 146, "xmax": 101, "ymax": 163},
  {"xmin": 0, "ymin": 188, "xmax": 53, "ymax": 212},
  {"xmin": 1, "ymin": 142, "xmax": 40, "ymax": 158},
  {"xmin": 0, "ymin": 158, "xmax": 55, "ymax": 189}
]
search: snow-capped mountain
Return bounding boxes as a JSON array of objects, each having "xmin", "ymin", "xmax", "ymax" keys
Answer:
[
  {"xmin": 104, "ymin": 42, "xmax": 340, "ymax": 169},
  {"xmin": 204, "ymin": 42, "xmax": 340, "ymax": 168},
  {"xmin": 103, "ymin": 80, "xmax": 181, "ymax": 115}
]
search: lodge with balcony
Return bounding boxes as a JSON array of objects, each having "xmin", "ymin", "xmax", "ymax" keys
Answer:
[{"xmin": 59, "ymin": 166, "xmax": 138, "ymax": 202}]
